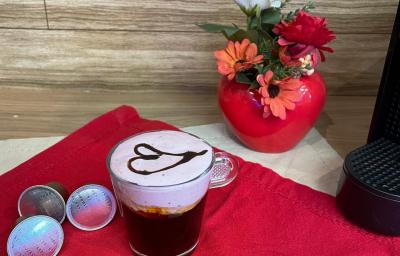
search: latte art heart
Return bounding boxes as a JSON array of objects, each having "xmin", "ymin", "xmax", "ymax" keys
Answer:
[
  {"xmin": 109, "ymin": 130, "xmax": 213, "ymax": 187},
  {"xmin": 108, "ymin": 130, "xmax": 214, "ymax": 212},
  {"xmin": 127, "ymin": 143, "xmax": 209, "ymax": 175}
]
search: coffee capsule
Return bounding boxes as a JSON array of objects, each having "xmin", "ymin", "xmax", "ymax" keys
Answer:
[
  {"xmin": 66, "ymin": 184, "xmax": 117, "ymax": 231},
  {"xmin": 15, "ymin": 215, "xmax": 34, "ymax": 225},
  {"xmin": 7, "ymin": 215, "xmax": 64, "ymax": 256},
  {"xmin": 18, "ymin": 182, "xmax": 68, "ymax": 223}
]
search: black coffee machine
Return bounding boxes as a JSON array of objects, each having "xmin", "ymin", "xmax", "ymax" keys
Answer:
[{"xmin": 336, "ymin": 3, "xmax": 400, "ymax": 235}]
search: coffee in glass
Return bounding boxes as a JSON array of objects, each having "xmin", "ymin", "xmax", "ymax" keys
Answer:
[{"xmin": 107, "ymin": 130, "xmax": 237, "ymax": 256}]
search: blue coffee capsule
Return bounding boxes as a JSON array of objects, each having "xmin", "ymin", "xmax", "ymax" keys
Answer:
[
  {"xmin": 7, "ymin": 215, "xmax": 64, "ymax": 256},
  {"xmin": 66, "ymin": 184, "xmax": 117, "ymax": 231}
]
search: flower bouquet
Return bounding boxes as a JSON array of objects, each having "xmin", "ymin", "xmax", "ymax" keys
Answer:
[{"xmin": 199, "ymin": 0, "xmax": 335, "ymax": 152}]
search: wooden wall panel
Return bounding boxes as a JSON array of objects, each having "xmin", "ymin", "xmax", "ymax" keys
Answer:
[
  {"xmin": 315, "ymin": 96, "xmax": 376, "ymax": 156},
  {"xmin": 0, "ymin": 29, "xmax": 389, "ymax": 95},
  {"xmin": 44, "ymin": 0, "xmax": 398, "ymax": 34},
  {"xmin": 0, "ymin": 0, "xmax": 47, "ymax": 28},
  {"xmin": 0, "ymin": 85, "xmax": 375, "ymax": 157},
  {"xmin": 0, "ymin": 0, "xmax": 395, "ymax": 150},
  {"xmin": 0, "ymin": 86, "xmax": 220, "ymax": 139},
  {"xmin": 321, "ymin": 33, "xmax": 389, "ymax": 95}
]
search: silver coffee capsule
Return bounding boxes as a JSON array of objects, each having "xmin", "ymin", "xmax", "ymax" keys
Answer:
[
  {"xmin": 66, "ymin": 184, "xmax": 117, "ymax": 231},
  {"xmin": 18, "ymin": 183, "xmax": 67, "ymax": 223},
  {"xmin": 7, "ymin": 215, "xmax": 64, "ymax": 256}
]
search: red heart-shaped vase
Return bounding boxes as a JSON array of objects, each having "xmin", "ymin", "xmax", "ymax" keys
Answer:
[{"xmin": 218, "ymin": 72, "xmax": 326, "ymax": 153}]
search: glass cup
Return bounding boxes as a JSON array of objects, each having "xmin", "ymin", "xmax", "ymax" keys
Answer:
[{"xmin": 107, "ymin": 130, "xmax": 238, "ymax": 256}]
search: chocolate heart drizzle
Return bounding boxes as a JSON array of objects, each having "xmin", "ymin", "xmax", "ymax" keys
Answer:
[{"xmin": 127, "ymin": 143, "xmax": 208, "ymax": 175}]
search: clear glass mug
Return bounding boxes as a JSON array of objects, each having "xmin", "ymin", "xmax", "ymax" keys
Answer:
[{"xmin": 107, "ymin": 130, "xmax": 238, "ymax": 256}]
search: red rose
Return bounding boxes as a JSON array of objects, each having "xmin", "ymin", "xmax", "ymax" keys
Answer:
[{"xmin": 273, "ymin": 11, "xmax": 335, "ymax": 61}]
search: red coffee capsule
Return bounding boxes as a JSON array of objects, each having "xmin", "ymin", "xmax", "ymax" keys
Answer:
[{"xmin": 66, "ymin": 184, "xmax": 117, "ymax": 231}]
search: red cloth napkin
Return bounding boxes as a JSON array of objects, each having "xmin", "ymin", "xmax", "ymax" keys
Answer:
[{"xmin": 1, "ymin": 106, "xmax": 400, "ymax": 256}]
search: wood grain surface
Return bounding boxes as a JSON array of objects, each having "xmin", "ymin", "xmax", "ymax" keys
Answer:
[
  {"xmin": 0, "ymin": 86, "xmax": 375, "ymax": 157},
  {"xmin": 0, "ymin": 0, "xmax": 397, "ymax": 157},
  {"xmin": 0, "ymin": 29, "xmax": 389, "ymax": 95},
  {"xmin": 0, "ymin": 86, "xmax": 220, "ymax": 139},
  {"xmin": 0, "ymin": 0, "xmax": 47, "ymax": 28},
  {"xmin": 44, "ymin": 0, "xmax": 398, "ymax": 34}
]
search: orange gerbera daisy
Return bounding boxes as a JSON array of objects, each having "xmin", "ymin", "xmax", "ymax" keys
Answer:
[
  {"xmin": 214, "ymin": 39, "xmax": 264, "ymax": 80},
  {"xmin": 257, "ymin": 71, "xmax": 302, "ymax": 120}
]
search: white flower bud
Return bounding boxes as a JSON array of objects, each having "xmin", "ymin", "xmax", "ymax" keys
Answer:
[
  {"xmin": 299, "ymin": 54, "xmax": 315, "ymax": 76},
  {"xmin": 270, "ymin": 0, "xmax": 282, "ymax": 8},
  {"xmin": 234, "ymin": 0, "xmax": 281, "ymax": 11},
  {"xmin": 305, "ymin": 68, "xmax": 315, "ymax": 76}
]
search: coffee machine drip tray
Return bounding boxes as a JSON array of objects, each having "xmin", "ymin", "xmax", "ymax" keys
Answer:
[{"xmin": 337, "ymin": 138, "xmax": 400, "ymax": 235}]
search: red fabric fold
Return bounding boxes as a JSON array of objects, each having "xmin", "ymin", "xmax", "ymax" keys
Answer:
[{"xmin": 1, "ymin": 106, "xmax": 399, "ymax": 256}]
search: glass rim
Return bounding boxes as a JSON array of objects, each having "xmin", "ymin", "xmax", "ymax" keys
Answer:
[{"xmin": 106, "ymin": 129, "xmax": 215, "ymax": 189}]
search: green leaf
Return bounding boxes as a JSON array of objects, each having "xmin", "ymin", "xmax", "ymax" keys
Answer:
[
  {"xmin": 281, "ymin": 0, "xmax": 291, "ymax": 8},
  {"xmin": 238, "ymin": 5, "xmax": 251, "ymax": 16},
  {"xmin": 223, "ymin": 29, "xmax": 245, "ymax": 41},
  {"xmin": 197, "ymin": 23, "xmax": 240, "ymax": 36},
  {"xmin": 261, "ymin": 8, "xmax": 281, "ymax": 25},
  {"xmin": 255, "ymin": 64, "xmax": 264, "ymax": 74},
  {"xmin": 225, "ymin": 29, "xmax": 259, "ymax": 43},
  {"xmin": 249, "ymin": 80, "xmax": 260, "ymax": 90},
  {"xmin": 255, "ymin": 6, "xmax": 262, "ymax": 19},
  {"xmin": 236, "ymin": 73, "xmax": 252, "ymax": 85},
  {"xmin": 247, "ymin": 29, "xmax": 259, "ymax": 43},
  {"xmin": 197, "ymin": 22, "xmax": 260, "ymax": 43},
  {"xmin": 261, "ymin": 65, "xmax": 270, "ymax": 74},
  {"xmin": 261, "ymin": 24, "xmax": 275, "ymax": 34},
  {"xmin": 198, "ymin": 23, "xmax": 258, "ymax": 42},
  {"xmin": 283, "ymin": 1, "xmax": 316, "ymax": 21},
  {"xmin": 248, "ymin": 16, "xmax": 258, "ymax": 30}
]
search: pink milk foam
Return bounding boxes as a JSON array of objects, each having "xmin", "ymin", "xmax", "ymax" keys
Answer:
[{"xmin": 108, "ymin": 130, "xmax": 214, "ymax": 213}]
